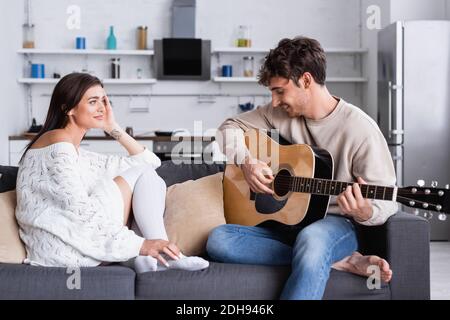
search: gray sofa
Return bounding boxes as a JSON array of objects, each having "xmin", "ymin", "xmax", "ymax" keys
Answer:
[{"xmin": 0, "ymin": 162, "xmax": 430, "ymax": 300}]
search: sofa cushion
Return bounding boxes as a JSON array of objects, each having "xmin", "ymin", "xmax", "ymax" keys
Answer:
[
  {"xmin": 164, "ymin": 173, "xmax": 226, "ymax": 256},
  {"xmin": 0, "ymin": 166, "xmax": 18, "ymax": 192},
  {"xmin": 323, "ymin": 269, "xmax": 391, "ymax": 300},
  {"xmin": 135, "ymin": 262, "xmax": 290, "ymax": 300},
  {"xmin": 0, "ymin": 191, "xmax": 26, "ymax": 263},
  {"xmin": 135, "ymin": 262, "xmax": 391, "ymax": 300},
  {"xmin": 0, "ymin": 263, "xmax": 136, "ymax": 300}
]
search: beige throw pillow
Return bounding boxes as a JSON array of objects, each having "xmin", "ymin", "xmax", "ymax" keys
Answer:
[
  {"xmin": 164, "ymin": 173, "xmax": 225, "ymax": 256},
  {"xmin": 0, "ymin": 191, "xmax": 26, "ymax": 263}
]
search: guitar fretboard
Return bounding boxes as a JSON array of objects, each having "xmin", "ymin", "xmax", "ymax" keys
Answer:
[{"xmin": 287, "ymin": 176, "xmax": 395, "ymax": 200}]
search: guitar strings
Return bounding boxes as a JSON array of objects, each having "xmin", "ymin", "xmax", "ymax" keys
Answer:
[
  {"xmin": 267, "ymin": 180, "xmax": 442, "ymax": 209},
  {"xmin": 273, "ymin": 177, "xmax": 392, "ymax": 197},
  {"xmin": 272, "ymin": 176, "xmax": 443, "ymax": 196}
]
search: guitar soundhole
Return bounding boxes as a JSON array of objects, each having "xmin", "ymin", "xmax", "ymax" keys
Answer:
[{"xmin": 274, "ymin": 169, "xmax": 292, "ymax": 197}]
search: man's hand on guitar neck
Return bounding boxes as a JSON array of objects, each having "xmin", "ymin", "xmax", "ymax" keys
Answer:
[
  {"xmin": 336, "ymin": 177, "xmax": 374, "ymax": 223},
  {"xmin": 241, "ymin": 155, "xmax": 275, "ymax": 195}
]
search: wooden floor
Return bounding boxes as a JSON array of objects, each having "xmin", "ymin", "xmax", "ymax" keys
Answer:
[{"xmin": 431, "ymin": 241, "xmax": 450, "ymax": 300}]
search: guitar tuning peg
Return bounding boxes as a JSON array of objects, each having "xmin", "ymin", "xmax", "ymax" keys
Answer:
[
  {"xmin": 423, "ymin": 212, "xmax": 433, "ymax": 220},
  {"xmin": 438, "ymin": 214, "xmax": 447, "ymax": 221},
  {"xmin": 417, "ymin": 179, "xmax": 425, "ymax": 187},
  {"xmin": 413, "ymin": 209, "xmax": 420, "ymax": 216},
  {"xmin": 446, "ymin": 184, "xmax": 450, "ymax": 190},
  {"xmin": 431, "ymin": 181, "xmax": 438, "ymax": 188}
]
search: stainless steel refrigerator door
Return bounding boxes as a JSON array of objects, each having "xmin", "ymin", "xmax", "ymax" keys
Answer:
[
  {"xmin": 403, "ymin": 21, "xmax": 450, "ymax": 240},
  {"xmin": 378, "ymin": 21, "xmax": 404, "ymax": 145}
]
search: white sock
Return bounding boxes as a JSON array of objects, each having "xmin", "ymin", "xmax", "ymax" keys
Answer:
[
  {"xmin": 129, "ymin": 168, "xmax": 209, "ymax": 272},
  {"xmin": 134, "ymin": 255, "xmax": 158, "ymax": 273},
  {"xmin": 157, "ymin": 253, "xmax": 209, "ymax": 272}
]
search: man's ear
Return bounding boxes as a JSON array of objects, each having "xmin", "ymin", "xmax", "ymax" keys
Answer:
[{"xmin": 302, "ymin": 73, "xmax": 312, "ymax": 89}]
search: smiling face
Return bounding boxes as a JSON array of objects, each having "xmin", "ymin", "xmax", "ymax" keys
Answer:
[
  {"xmin": 67, "ymin": 85, "xmax": 106, "ymax": 129},
  {"xmin": 269, "ymin": 75, "xmax": 311, "ymax": 118}
]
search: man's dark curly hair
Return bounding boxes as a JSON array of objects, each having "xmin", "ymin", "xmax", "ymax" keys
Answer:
[{"xmin": 258, "ymin": 36, "xmax": 327, "ymax": 87}]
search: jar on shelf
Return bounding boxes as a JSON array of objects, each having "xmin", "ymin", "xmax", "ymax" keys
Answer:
[
  {"xmin": 136, "ymin": 68, "xmax": 143, "ymax": 79},
  {"xmin": 236, "ymin": 25, "xmax": 252, "ymax": 48},
  {"xmin": 23, "ymin": 23, "xmax": 35, "ymax": 48},
  {"xmin": 137, "ymin": 26, "xmax": 148, "ymax": 50},
  {"xmin": 111, "ymin": 58, "xmax": 120, "ymax": 79},
  {"xmin": 243, "ymin": 56, "xmax": 254, "ymax": 77}
]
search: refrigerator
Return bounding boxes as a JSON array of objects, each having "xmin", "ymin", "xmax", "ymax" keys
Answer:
[{"xmin": 378, "ymin": 21, "xmax": 450, "ymax": 240}]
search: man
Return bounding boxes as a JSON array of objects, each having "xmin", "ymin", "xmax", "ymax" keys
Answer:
[{"xmin": 207, "ymin": 37, "xmax": 396, "ymax": 300}]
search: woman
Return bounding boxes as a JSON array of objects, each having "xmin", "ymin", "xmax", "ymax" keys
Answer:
[{"xmin": 15, "ymin": 72, "xmax": 209, "ymax": 273}]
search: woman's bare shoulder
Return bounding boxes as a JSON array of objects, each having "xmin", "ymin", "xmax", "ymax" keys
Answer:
[{"xmin": 30, "ymin": 130, "xmax": 73, "ymax": 149}]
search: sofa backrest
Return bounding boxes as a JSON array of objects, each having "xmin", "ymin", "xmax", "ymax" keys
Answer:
[
  {"xmin": 156, "ymin": 161, "xmax": 224, "ymax": 187},
  {"xmin": 0, "ymin": 166, "xmax": 18, "ymax": 193},
  {"xmin": 0, "ymin": 162, "xmax": 224, "ymax": 192}
]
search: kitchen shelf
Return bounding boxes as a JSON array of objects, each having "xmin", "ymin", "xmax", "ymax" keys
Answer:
[
  {"xmin": 212, "ymin": 48, "xmax": 270, "ymax": 54},
  {"xmin": 18, "ymin": 78, "xmax": 157, "ymax": 84},
  {"xmin": 213, "ymin": 77, "xmax": 367, "ymax": 83},
  {"xmin": 102, "ymin": 78, "xmax": 157, "ymax": 84},
  {"xmin": 213, "ymin": 77, "xmax": 259, "ymax": 82},
  {"xmin": 327, "ymin": 77, "xmax": 368, "ymax": 83},
  {"xmin": 17, "ymin": 49, "xmax": 155, "ymax": 55},
  {"xmin": 212, "ymin": 47, "xmax": 368, "ymax": 54}
]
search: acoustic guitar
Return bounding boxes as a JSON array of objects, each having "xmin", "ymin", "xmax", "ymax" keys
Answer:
[{"xmin": 223, "ymin": 129, "xmax": 450, "ymax": 229}]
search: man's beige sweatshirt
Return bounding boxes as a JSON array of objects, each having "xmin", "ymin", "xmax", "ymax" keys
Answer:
[{"xmin": 216, "ymin": 98, "xmax": 398, "ymax": 226}]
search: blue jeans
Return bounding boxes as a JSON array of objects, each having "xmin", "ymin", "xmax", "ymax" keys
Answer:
[{"xmin": 206, "ymin": 215, "xmax": 358, "ymax": 300}]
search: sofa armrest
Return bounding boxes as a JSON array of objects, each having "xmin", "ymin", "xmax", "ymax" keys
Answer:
[{"xmin": 355, "ymin": 212, "xmax": 430, "ymax": 300}]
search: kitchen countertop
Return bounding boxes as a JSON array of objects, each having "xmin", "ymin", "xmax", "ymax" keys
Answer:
[{"xmin": 9, "ymin": 135, "xmax": 215, "ymax": 141}]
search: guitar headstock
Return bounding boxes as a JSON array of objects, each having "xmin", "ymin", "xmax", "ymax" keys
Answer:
[{"xmin": 397, "ymin": 183, "xmax": 450, "ymax": 215}]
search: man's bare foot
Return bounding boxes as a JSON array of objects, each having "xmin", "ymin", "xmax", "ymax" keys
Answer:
[{"xmin": 332, "ymin": 252, "xmax": 393, "ymax": 282}]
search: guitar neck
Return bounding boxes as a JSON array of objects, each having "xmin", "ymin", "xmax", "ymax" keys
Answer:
[{"xmin": 289, "ymin": 176, "xmax": 396, "ymax": 201}]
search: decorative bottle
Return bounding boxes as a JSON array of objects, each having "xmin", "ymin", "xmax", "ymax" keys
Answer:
[{"xmin": 107, "ymin": 26, "xmax": 117, "ymax": 50}]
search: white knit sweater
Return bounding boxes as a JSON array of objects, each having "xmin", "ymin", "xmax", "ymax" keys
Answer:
[{"xmin": 15, "ymin": 142, "xmax": 161, "ymax": 267}]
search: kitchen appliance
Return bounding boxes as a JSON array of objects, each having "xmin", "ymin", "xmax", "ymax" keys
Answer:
[
  {"xmin": 154, "ymin": 38, "xmax": 211, "ymax": 80},
  {"xmin": 378, "ymin": 21, "xmax": 450, "ymax": 240},
  {"xmin": 154, "ymin": 0, "xmax": 211, "ymax": 81},
  {"xmin": 153, "ymin": 138, "xmax": 214, "ymax": 162}
]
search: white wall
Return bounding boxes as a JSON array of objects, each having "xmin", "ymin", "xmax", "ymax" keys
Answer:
[{"xmin": 0, "ymin": 1, "xmax": 27, "ymax": 165}]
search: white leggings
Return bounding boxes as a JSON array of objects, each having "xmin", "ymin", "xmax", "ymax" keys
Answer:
[
  {"xmin": 117, "ymin": 165, "xmax": 210, "ymax": 272},
  {"xmin": 118, "ymin": 165, "xmax": 168, "ymax": 241}
]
